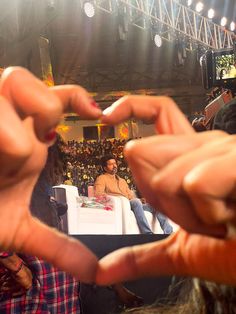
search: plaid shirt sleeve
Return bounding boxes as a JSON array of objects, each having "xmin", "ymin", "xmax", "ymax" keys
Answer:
[{"xmin": 0, "ymin": 255, "xmax": 81, "ymax": 314}]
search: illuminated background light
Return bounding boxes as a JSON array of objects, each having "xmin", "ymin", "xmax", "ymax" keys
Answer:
[
  {"xmin": 208, "ymin": 9, "xmax": 215, "ymax": 19},
  {"xmin": 187, "ymin": 0, "xmax": 192, "ymax": 6},
  {"xmin": 230, "ymin": 21, "xmax": 235, "ymax": 31},
  {"xmin": 195, "ymin": 2, "xmax": 204, "ymax": 13},
  {"xmin": 220, "ymin": 17, "xmax": 227, "ymax": 27},
  {"xmin": 84, "ymin": 2, "xmax": 95, "ymax": 18},
  {"xmin": 154, "ymin": 34, "xmax": 162, "ymax": 47}
]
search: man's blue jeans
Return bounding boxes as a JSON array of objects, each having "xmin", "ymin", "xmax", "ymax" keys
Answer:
[
  {"xmin": 130, "ymin": 199, "xmax": 153, "ymax": 234},
  {"xmin": 142, "ymin": 203, "xmax": 173, "ymax": 234}
]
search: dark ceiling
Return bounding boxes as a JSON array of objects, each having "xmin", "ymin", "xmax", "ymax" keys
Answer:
[{"xmin": 0, "ymin": 0, "xmax": 235, "ymax": 113}]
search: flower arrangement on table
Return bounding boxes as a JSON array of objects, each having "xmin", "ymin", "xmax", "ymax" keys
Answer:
[{"xmin": 80, "ymin": 195, "xmax": 113, "ymax": 211}]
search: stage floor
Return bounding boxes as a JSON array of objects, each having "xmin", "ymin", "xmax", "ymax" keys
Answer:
[{"xmin": 74, "ymin": 234, "xmax": 180, "ymax": 314}]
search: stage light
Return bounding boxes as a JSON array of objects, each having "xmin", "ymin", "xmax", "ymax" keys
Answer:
[
  {"xmin": 83, "ymin": 2, "xmax": 95, "ymax": 18},
  {"xmin": 47, "ymin": 0, "xmax": 55, "ymax": 8},
  {"xmin": 154, "ymin": 34, "xmax": 162, "ymax": 47},
  {"xmin": 187, "ymin": 0, "xmax": 192, "ymax": 6},
  {"xmin": 208, "ymin": 9, "xmax": 215, "ymax": 19},
  {"xmin": 230, "ymin": 22, "xmax": 235, "ymax": 32},
  {"xmin": 195, "ymin": 2, "xmax": 203, "ymax": 13},
  {"xmin": 220, "ymin": 17, "xmax": 227, "ymax": 27}
]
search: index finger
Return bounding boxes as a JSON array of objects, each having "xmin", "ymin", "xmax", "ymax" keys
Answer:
[
  {"xmin": 51, "ymin": 85, "xmax": 102, "ymax": 119},
  {"xmin": 0, "ymin": 67, "xmax": 102, "ymax": 142},
  {"xmin": 0, "ymin": 67, "xmax": 62, "ymax": 142},
  {"xmin": 101, "ymin": 96, "xmax": 194, "ymax": 135}
]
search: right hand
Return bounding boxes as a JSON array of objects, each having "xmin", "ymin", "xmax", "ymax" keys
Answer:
[
  {"xmin": 101, "ymin": 95, "xmax": 233, "ymax": 236},
  {"xmin": 95, "ymin": 95, "xmax": 236, "ymax": 287}
]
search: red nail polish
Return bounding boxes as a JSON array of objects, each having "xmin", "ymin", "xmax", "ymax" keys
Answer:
[
  {"xmin": 45, "ymin": 130, "xmax": 57, "ymax": 142},
  {"xmin": 90, "ymin": 100, "xmax": 100, "ymax": 108}
]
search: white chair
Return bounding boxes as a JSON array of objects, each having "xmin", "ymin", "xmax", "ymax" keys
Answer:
[
  {"xmin": 53, "ymin": 185, "xmax": 164, "ymax": 235},
  {"xmin": 53, "ymin": 184, "xmax": 79, "ymax": 234},
  {"xmin": 53, "ymin": 185, "xmax": 123, "ymax": 235}
]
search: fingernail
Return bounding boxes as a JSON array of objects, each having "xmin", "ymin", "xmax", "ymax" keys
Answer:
[
  {"xmin": 103, "ymin": 107, "xmax": 113, "ymax": 115},
  {"xmin": 45, "ymin": 129, "xmax": 57, "ymax": 142},
  {"xmin": 90, "ymin": 99, "xmax": 100, "ymax": 109}
]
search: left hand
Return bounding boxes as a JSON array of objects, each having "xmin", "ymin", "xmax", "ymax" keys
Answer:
[{"xmin": 0, "ymin": 67, "xmax": 102, "ymax": 282}]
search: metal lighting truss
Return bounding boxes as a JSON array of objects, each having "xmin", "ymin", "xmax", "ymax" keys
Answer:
[{"xmin": 90, "ymin": 0, "xmax": 235, "ymax": 50}]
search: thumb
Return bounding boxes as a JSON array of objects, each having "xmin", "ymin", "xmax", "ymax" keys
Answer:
[
  {"xmin": 96, "ymin": 230, "xmax": 236, "ymax": 286},
  {"xmin": 96, "ymin": 233, "xmax": 178, "ymax": 285},
  {"xmin": 17, "ymin": 218, "xmax": 98, "ymax": 283}
]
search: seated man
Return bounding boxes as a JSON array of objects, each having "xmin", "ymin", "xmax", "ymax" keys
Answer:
[{"xmin": 94, "ymin": 155, "xmax": 172, "ymax": 234}]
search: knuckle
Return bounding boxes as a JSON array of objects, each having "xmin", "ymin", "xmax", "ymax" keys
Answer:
[
  {"xmin": 121, "ymin": 95, "xmax": 131, "ymax": 103},
  {"xmin": 124, "ymin": 140, "xmax": 139, "ymax": 159},
  {"xmin": 183, "ymin": 175, "xmax": 204, "ymax": 195},
  {"xmin": 43, "ymin": 94, "xmax": 61, "ymax": 115},
  {"xmin": 152, "ymin": 175, "xmax": 172, "ymax": 195},
  {"xmin": 210, "ymin": 130, "xmax": 227, "ymax": 137},
  {"xmin": 15, "ymin": 134, "xmax": 33, "ymax": 156},
  {"xmin": 119, "ymin": 95, "xmax": 137, "ymax": 107},
  {"xmin": 229, "ymin": 134, "xmax": 236, "ymax": 143},
  {"xmin": 63, "ymin": 85, "xmax": 84, "ymax": 99},
  {"xmin": 36, "ymin": 101, "xmax": 62, "ymax": 129},
  {"xmin": 159, "ymin": 95, "xmax": 174, "ymax": 103},
  {"xmin": 4, "ymin": 137, "xmax": 33, "ymax": 161},
  {"xmin": 158, "ymin": 96, "xmax": 177, "ymax": 107},
  {"xmin": 1, "ymin": 67, "xmax": 27, "ymax": 81},
  {"xmin": 1, "ymin": 67, "xmax": 30, "ymax": 91},
  {"xmin": 72, "ymin": 85, "xmax": 87, "ymax": 95}
]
